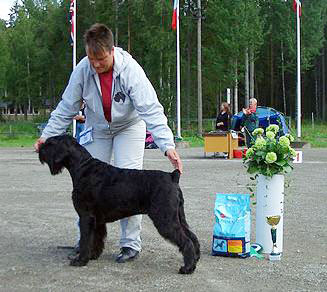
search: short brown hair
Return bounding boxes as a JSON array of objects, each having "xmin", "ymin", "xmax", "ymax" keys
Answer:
[{"xmin": 84, "ymin": 23, "xmax": 114, "ymax": 54}]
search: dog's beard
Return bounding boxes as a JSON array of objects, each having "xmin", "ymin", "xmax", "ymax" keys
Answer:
[
  {"xmin": 40, "ymin": 156, "xmax": 65, "ymax": 175},
  {"xmin": 48, "ymin": 160, "xmax": 65, "ymax": 175}
]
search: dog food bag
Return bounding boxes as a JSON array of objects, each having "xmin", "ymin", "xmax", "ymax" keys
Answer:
[{"xmin": 212, "ymin": 194, "xmax": 251, "ymax": 258}]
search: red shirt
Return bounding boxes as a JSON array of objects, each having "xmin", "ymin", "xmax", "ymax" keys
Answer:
[{"xmin": 99, "ymin": 68, "xmax": 113, "ymax": 122}]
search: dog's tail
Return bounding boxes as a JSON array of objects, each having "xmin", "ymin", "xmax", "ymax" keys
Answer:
[
  {"xmin": 171, "ymin": 169, "xmax": 181, "ymax": 183},
  {"xmin": 177, "ymin": 188, "xmax": 187, "ymax": 224}
]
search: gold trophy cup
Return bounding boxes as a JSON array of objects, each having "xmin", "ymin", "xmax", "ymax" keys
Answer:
[{"xmin": 266, "ymin": 215, "xmax": 281, "ymax": 261}]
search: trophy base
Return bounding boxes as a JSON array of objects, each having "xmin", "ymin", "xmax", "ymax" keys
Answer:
[{"xmin": 269, "ymin": 253, "xmax": 281, "ymax": 261}]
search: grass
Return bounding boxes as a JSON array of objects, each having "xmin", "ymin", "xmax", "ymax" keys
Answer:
[
  {"xmin": 180, "ymin": 120, "xmax": 327, "ymax": 148},
  {"xmin": 289, "ymin": 121, "xmax": 327, "ymax": 148},
  {"xmin": 0, "ymin": 119, "xmax": 49, "ymax": 147},
  {"xmin": 0, "ymin": 119, "xmax": 326, "ymax": 148},
  {"xmin": 0, "ymin": 135, "xmax": 37, "ymax": 147},
  {"xmin": 0, "ymin": 121, "xmax": 38, "ymax": 134},
  {"xmin": 181, "ymin": 135, "xmax": 204, "ymax": 147},
  {"xmin": 0, "ymin": 121, "xmax": 39, "ymax": 147}
]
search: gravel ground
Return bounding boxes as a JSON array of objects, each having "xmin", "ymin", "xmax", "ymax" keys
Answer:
[{"xmin": 0, "ymin": 146, "xmax": 326, "ymax": 292}]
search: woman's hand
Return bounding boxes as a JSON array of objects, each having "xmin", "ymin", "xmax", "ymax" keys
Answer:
[
  {"xmin": 243, "ymin": 108, "xmax": 251, "ymax": 115},
  {"xmin": 74, "ymin": 115, "xmax": 85, "ymax": 122},
  {"xmin": 34, "ymin": 137, "xmax": 46, "ymax": 152},
  {"xmin": 165, "ymin": 149, "xmax": 183, "ymax": 173}
]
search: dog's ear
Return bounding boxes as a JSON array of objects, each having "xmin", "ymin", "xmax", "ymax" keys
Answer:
[
  {"xmin": 38, "ymin": 143, "xmax": 46, "ymax": 165},
  {"xmin": 39, "ymin": 137, "xmax": 68, "ymax": 175},
  {"xmin": 54, "ymin": 150, "xmax": 69, "ymax": 165}
]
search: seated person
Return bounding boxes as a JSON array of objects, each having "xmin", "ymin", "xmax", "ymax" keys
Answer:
[
  {"xmin": 214, "ymin": 102, "xmax": 231, "ymax": 158},
  {"xmin": 216, "ymin": 102, "xmax": 231, "ymax": 131}
]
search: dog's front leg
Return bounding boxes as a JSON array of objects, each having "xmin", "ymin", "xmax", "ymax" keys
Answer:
[{"xmin": 70, "ymin": 216, "xmax": 95, "ymax": 267}]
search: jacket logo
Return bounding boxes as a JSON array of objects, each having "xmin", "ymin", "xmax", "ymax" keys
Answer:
[{"xmin": 114, "ymin": 92, "xmax": 126, "ymax": 103}]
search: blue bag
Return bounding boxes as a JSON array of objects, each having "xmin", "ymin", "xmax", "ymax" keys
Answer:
[{"xmin": 212, "ymin": 194, "xmax": 251, "ymax": 257}]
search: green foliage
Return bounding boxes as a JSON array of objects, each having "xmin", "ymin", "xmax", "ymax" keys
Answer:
[
  {"xmin": 290, "ymin": 121, "xmax": 327, "ymax": 148},
  {"xmin": 0, "ymin": 0, "xmax": 326, "ymax": 126},
  {"xmin": 203, "ymin": 0, "xmax": 263, "ymax": 116},
  {"xmin": 243, "ymin": 126, "xmax": 296, "ymax": 177},
  {"xmin": 0, "ymin": 120, "xmax": 38, "ymax": 135},
  {"xmin": 182, "ymin": 135, "xmax": 204, "ymax": 147},
  {"xmin": 0, "ymin": 135, "xmax": 36, "ymax": 147}
]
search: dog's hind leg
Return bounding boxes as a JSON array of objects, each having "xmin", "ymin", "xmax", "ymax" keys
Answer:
[
  {"xmin": 177, "ymin": 196, "xmax": 200, "ymax": 262},
  {"xmin": 70, "ymin": 216, "xmax": 95, "ymax": 267},
  {"xmin": 148, "ymin": 210, "xmax": 197, "ymax": 274},
  {"xmin": 90, "ymin": 223, "xmax": 107, "ymax": 260},
  {"xmin": 180, "ymin": 224, "xmax": 200, "ymax": 263}
]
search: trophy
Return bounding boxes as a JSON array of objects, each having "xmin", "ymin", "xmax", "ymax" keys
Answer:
[{"xmin": 266, "ymin": 215, "xmax": 281, "ymax": 261}]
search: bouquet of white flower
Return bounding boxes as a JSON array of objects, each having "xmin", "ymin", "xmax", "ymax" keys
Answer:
[{"xmin": 243, "ymin": 125, "xmax": 296, "ymax": 177}]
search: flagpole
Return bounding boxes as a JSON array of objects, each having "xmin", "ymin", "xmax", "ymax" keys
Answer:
[
  {"xmin": 296, "ymin": 0, "xmax": 301, "ymax": 139},
  {"xmin": 73, "ymin": 0, "xmax": 77, "ymax": 70},
  {"xmin": 176, "ymin": 0, "xmax": 181, "ymax": 139},
  {"xmin": 72, "ymin": 0, "xmax": 77, "ymax": 137}
]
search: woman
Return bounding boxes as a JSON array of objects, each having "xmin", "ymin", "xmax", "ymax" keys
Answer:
[
  {"xmin": 216, "ymin": 102, "xmax": 231, "ymax": 131},
  {"xmin": 34, "ymin": 23, "xmax": 182, "ymax": 263},
  {"xmin": 214, "ymin": 102, "xmax": 231, "ymax": 158}
]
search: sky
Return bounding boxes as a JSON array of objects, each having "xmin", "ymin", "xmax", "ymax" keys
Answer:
[{"xmin": 0, "ymin": 0, "xmax": 19, "ymax": 21}]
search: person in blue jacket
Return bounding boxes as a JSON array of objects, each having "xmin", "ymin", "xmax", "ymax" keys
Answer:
[
  {"xmin": 241, "ymin": 98, "xmax": 259, "ymax": 148},
  {"xmin": 74, "ymin": 101, "xmax": 86, "ymax": 143},
  {"xmin": 34, "ymin": 23, "xmax": 182, "ymax": 263}
]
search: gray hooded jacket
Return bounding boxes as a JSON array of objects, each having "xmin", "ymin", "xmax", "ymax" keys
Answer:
[{"xmin": 41, "ymin": 47, "xmax": 175, "ymax": 153}]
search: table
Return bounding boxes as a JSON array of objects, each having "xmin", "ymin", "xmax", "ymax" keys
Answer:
[{"xmin": 204, "ymin": 131, "xmax": 239, "ymax": 159}]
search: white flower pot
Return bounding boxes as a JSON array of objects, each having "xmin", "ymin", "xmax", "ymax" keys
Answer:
[{"xmin": 256, "ymin": 174, "xmax": 284, "ymax": 254}]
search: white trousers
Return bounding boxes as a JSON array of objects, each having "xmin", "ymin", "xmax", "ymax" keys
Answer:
[{"xmin": 82, "ymin": 120, "xmax": 146, "ymax": 251}]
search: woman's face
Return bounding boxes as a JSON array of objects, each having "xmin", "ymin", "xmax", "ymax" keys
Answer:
[
  {"xmin": 220, "ymin": 105, "xmax": 225, "ymax": 111},
  {"xmin": 87, "ymin": 47, "xmax": 114, "ymax": 74}
]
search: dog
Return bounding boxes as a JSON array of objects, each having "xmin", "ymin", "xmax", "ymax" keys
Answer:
[{"xmin": 38, "ymin": 135, "xmax": 200, "ymax": 274}]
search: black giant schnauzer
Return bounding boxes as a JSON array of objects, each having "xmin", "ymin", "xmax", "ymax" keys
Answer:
[{"xmin": 39, "ymin": 135, "xmax": 200, "ymax": 274}]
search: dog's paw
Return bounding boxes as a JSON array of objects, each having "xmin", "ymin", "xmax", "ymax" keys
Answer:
[
  {"xmin": 195, "ymin": 253, "xmax": 201, "ymax": 262},
  {"xmin": 178, "ymin": 265, "xmax": 196, "ymax": 274},
  {"xmin": 69, "ymin": 257, "xmax": 88, "ymax": 267},
  {"xmin": 90, "ymin": 247, "xmax": 104, "ymax": 260},
  {"xmin": 90, "ymin": 253, "xmax": 101, "ymax": 260}
]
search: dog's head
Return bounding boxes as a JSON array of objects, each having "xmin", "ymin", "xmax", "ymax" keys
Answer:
[{"xmin": 39, "ymin": 135, "xmax": 77, "ymax": 175}]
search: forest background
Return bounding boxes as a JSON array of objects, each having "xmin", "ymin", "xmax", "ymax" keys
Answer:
[{"xmin": 0, "ymin": 0, "xmax": 326, "ymax": 134}]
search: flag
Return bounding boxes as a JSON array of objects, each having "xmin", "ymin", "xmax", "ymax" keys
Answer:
[
  {"xmin": 293, "ymin": 0, "xmax": 302, "ymax": 17},
  {"xmin": 171, "ymin": 0, "xmax": 178, "ymax": 30},
  {"xmin": 69, "ymin": 0, "xmax": 75, "ymax": 45}
]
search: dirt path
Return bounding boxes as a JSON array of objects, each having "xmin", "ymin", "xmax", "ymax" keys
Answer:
[{"xmin": 0, "ymin": 147, "xmax": 326, "ymax": 291}]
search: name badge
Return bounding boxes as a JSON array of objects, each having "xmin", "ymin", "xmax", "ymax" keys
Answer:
[{"xmin": 79, "ymin": 127, "xmax": 93, "ymax": 146}]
